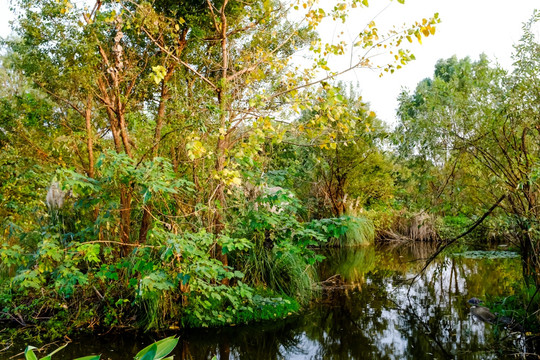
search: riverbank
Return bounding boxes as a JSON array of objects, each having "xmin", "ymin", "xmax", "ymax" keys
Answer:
[{"xmin": 3, "ymin": 242, "xmax": 535, "ymax": 360}]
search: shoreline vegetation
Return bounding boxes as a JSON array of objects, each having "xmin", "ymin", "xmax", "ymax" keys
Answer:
[{"xmin": 0, "ymin": 0, "xmax": 539, "ymax": 356}]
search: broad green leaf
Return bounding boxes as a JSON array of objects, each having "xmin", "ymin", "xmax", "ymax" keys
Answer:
[
  {"xmin": 74, "ymin": 356, "xmax": 101, "ymax": 360},
  {"xmin": 137, "ymin": 344, "xmax": 157, "ymax": 360},
  {"xmin": 136, "ymin": 337, "xmax": 178, "ymax": 360},
  {"xmin": 25, "ymin": 346, "xmax": 38, "ymax": 360}
]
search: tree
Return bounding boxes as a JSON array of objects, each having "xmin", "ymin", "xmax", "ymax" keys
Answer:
[
  {"xmin": 395, "ymin": 11, "xmax": 540, "ymax": 284},
  {"xmin": 291, "ymin": 84, "xmax": 392, "ymax": 217},
  {"xmin": 395, "ymin": 55, "xmax": 506, "ymax": 214},
  {"xmin": 0, "ymin": 0, "xmax": 442, "ymax": 332}
]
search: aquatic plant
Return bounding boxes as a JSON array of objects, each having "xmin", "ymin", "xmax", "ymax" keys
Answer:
[{"xmin": 454, "ymin": 251, "xmax": 520, "ymax": 259}]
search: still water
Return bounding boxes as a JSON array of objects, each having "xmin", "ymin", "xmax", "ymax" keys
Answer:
[{"xmin": 5, "ymin": 242, "xmax": 532, "ymax": 359}]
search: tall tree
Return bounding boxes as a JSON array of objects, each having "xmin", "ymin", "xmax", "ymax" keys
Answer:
[{"xmin": 8, "ymin": 0, "xmax": 439, "ymax": 246}]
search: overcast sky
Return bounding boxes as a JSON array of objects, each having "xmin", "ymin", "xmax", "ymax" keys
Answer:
[
  {"xmin": 324, "ymin": 0, "xmax": 539, "ymax": 127},
  {"xmin": 1, "ymin": 0, "xmax": 538, "ymax": 127}
]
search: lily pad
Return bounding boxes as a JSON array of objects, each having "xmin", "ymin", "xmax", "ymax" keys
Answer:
[{"xmin": 454, "ymin": 250, "xmax": 520, "ymax": 259}]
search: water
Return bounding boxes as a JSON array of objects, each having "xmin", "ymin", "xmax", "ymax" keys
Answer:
[{"xmin": 3, "ymin": 242, "xmax": 532, "ymax": 359}]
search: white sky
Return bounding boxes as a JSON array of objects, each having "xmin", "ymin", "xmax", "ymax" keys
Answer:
[
  {"xmin": 0, "ymin": 0, "xmax": 538, "ymax": 127},
  {"xmin": 323, "ymin": 0, "xmax": 539, "ymax": 127}
]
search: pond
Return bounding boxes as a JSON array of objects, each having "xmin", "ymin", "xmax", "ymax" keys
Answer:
[{"xmin": 4, "ymin": 242, "xmax": 534, "ymax": 359}]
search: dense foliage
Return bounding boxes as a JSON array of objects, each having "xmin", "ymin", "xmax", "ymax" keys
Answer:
[
  {"xmin": 2, "ymin": 0, "xmax": 539, "ymax": 347},
  {"xmin": 0, "ymin": 0, "xmax": 440, "ymax": 338}
]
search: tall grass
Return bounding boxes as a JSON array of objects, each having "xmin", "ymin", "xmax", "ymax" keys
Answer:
[
  {"xmin": 373, "ymin": 210, "xmax": 440, "ymax": 242},
  {"xmin": 239, "ymin": 236, "xmax": 316, "ymax": 304},
  {"xmin": 340, "ymin": 216, "xmax": 375, "ymax": 246}
]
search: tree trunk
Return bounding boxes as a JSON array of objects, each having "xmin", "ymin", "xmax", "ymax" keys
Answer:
[
  {"xmin": 138, "ymin": 207, "xmax": 152, "ymax": 244},
  {"xmin": 85, "ymin": 94, "xmax": 95, "ymax": 178},
  {"xmin": 213, "ymin": 136, "xmax": 229, "ymax": 270},
  {"xmin": 120, "ymin": 188, "xmax": 132, "ymax": 247}
]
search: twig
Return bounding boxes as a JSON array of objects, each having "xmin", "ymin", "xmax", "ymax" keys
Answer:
[
  {"xmin": 0, "ymin": 342, "xmax": 12, "ymax": 353},
  {"xmin": 407, "ymin": 193, "xmax": 507, "ymax": 293},
  {"xmin": 93, "ymin": 285, "xmax": 105, "ymax": 300},
  {"xmin": 1, "ymin": 312, "xmax": 26, "ymax": 327},
  {"xmin": 68, "ymin": 240, "xmax": 155, "ymax": 248}
]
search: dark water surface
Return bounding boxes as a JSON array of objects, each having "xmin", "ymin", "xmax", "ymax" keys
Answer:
[{"xmin": 4, "ymin": 242, "xmax": 533, "ymax": 359}]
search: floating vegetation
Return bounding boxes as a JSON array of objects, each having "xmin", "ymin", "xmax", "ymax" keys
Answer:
[{"xmin": 453, "ymin": 250, "xmax": 520, "ymax": 259}]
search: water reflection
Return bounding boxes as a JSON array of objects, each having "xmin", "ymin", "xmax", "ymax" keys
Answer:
[{"xmin": 4, "ymin": 243, "xmax": 532, "ymax": 359}]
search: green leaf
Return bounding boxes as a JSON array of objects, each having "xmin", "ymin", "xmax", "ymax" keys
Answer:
[
  {"xmin": 137, "ymin": 344, "xmax": 157, "ymax": 360},
  {"xmin": 25, "ymin": 346, "xmax": 38, "ymax": 360},
  {"xmin": 136, "ymin": 337, "xmax": 178, "ymax": 360},
  {"xmin": 143, "ymin": 189, "xmax": 152, "ymax": 204},
  {"xmin": 74, "ymin": 356, "xmax": 101, "ymax": 360}
]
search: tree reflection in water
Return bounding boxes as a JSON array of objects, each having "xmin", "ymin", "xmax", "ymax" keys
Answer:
[{"xmin": 174, "ymin": 242, "xmax": 530, "ymax": 359}]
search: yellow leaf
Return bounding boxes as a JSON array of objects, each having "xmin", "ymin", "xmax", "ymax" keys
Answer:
[{"xmin": 230, "ymin": 177, "xmax": 242, "ymax": 186}]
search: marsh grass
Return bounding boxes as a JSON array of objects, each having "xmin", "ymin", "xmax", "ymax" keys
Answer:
[
  {"xmin": 377, "ymin": 210, "xmax": 439, "ymax": 241},
  {"xmin": 342, "ymin": 216, "xmax": 375, "ymax": 246},
  {"xmin": 240, "ymin": 238, "xmax": 316, "ymax": 304}
]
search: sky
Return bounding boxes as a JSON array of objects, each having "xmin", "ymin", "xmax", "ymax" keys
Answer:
[
  {"xmin": 321, "ymin": 0, "xmax": 540, "ymax": 127},
  {"xmin": 0, "ymin": 0, "xmax": 538, "ymax": 127}
]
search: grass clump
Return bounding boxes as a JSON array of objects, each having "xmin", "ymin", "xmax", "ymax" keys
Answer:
[
  {"xmin": 306, "ymin": 215, "xmax": 374, "ymax": 247},
  {"xmin": 240, "ymin": 242, "xmax": 316, "ymax": 304},
  {"xmin": 341, "ymin": 216, "xmax": 375, "ymax": 246}
]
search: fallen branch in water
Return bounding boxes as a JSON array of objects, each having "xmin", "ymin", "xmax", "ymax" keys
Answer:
[{"xmin": 407, "ymin": 193, "xmax": 507, "ymax": 292}]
